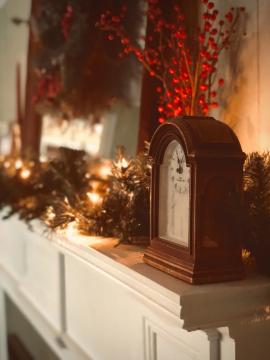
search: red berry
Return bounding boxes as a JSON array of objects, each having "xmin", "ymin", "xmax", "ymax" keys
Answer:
[
  {"xmin": 174, "ymin": 107, "xmax": 183, "ymax": 116},
  {"xmin": 218, "ymin": 78, "xmax": 225, "ymax": 86},
  {"xmin": 225, "ymin": 12, "xmax": 233, "ymax": 23},
  {"xmin": 204, "ymin": 21, "xmax": 211, "ymax": 32},
  {"xmin": 200, "ymin": 84, "xmax": 208, "ymax": 91},
  {"xmin": 202, "ymin": 105, "xmax": 209, "ymax": 114},
  {"xmin": 121, "ymin": 38, "xmax": 129, "ymax": 45}
]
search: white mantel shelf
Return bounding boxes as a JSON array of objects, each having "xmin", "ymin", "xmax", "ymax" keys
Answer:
[
  {"xmin": 54, "ymin": 233, "xmax": 270, "ymax": 331},
  {"xmin": 0, "ymin": 216, "xmax": 270, "ymax": 360}
]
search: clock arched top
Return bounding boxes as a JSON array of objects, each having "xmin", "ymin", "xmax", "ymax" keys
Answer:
[{"xmin": 149, "ymin": 116, "xmax": 245, "ymax": 165}]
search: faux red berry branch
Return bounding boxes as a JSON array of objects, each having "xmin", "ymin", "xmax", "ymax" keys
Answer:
[
  {"xmin": 34, "ymin": 4, "xmax": 74, "ymax": 105},
  {"xmin": 97, "ymin": 0, "xmax": 245, "ymax": 123}
]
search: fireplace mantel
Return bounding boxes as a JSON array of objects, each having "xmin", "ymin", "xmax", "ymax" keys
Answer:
[{"xmin": 0, "ymin": 216, "xmax": 270, "ymax": 360}]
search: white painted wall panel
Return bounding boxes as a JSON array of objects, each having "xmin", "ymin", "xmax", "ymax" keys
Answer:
[
  {"xmin": 64, "ymin": 253, "xmax": 211, "ymax": 360},
  {"xmin": 213, "ymin": 0, "xmax": 270, "ymax": 152},
  {"xmin": 20, "ymin": 232, "xmax": 62, "ymax": 331},
  {"xmin": 0, "ymin": 215, "xmax": 26, "ymax": 280}
]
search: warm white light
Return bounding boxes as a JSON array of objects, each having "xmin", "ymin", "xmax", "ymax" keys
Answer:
[
  {"xmin": 20, "ymin": 168, "xmax": 31, "ymax": 179},
  {"xmin": 59, "ymin": 225, "xmax": 105, "ymax": 247},
  {"xmin": 94, "ymin": 123, "xmax": 103, "ymax": 135},
  {"xmin": 39, "ymin": 155, "xmax": 47, "ymax": 163},
  {"xmin": 99, "ymin": 164, "xmax": 111, "ymax": 179},
  {"xmin": 87, "ymin": 192, "xmax": 102, "ymax": 205},
  {"xmin": 65, "ymin": 221, "xmax": 78, "ymax": 238},
  {"xmin": 15, "ymin": 159, "xmax": 23, "ymax": 169},
  {"xmin": 3, "ymin": 161, "xmax": 10, "ymax": 169},
  {"xmin": 47, "ymin": 207, "xmax": 56, "ymax": 221},
  {"xmin": 57, "ymin": 221, "xmax": 78, "ymax": 239},
  {"xmin": 41, "ymin": 115, "xmax": 104, "ymax": 156},
  {"xmin": 115, "ymin": 157, "xmax": 129, "ymax": 170},
  {"xmin": 90, "ymin": 180, "xmax": 100, "ymax": 191}
]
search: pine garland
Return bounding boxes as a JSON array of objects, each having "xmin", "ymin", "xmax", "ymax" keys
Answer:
[
  {"xmin": 0, "ymin": 147, "xmax": 151, "ymax": 244},
  {"xmin": 91, "ymin": 149, "xmax": 151, "ymax": 243},
  {"xmin": 1, "ymin": 149, "xmax": 270, "ymax": 274},
  {"xmin": 243, "ymin": 152, "xmax": 270, "ymax": 274}
]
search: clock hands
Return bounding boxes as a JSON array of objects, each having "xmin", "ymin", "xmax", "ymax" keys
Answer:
[{"xmin": 176, "ymin": 151, "xmax": 184, "ymax": 175}]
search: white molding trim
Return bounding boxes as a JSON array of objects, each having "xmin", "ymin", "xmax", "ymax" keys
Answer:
[
  {"xmin": 0, "ymin": 267, "xmax": 89, "ymax": 360},
  {"xmin": 143, "ymin": 317, "xmax": 199, "ymax": 360},
  {"xmin": 205, "ymin": 329, "xmax": 221, "ymax": 360}
]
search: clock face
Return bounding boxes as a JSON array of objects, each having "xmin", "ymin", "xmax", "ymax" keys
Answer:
[{"xmin": 158, "ymin": 140, "xmax": 190, "ymax": 247}]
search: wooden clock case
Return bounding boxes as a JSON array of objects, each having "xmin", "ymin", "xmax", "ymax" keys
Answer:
[{"xmin": 143, "ymin": 116, "xmax": 246, "ymax": 284}]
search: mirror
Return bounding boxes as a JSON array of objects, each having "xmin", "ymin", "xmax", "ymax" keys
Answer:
[
  {"xmin": 0, "ymin": 1, "xmax": 146, "ymax": 160},
  {"xmin": 34, "ymin": 0, "xmax": 147, "ymax": 160}
]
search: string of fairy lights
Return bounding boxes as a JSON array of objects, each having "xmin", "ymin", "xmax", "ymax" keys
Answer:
[
  {"xmin": 0, "ymin": 147, "xmax": 151, "ymax": 244},
  {"xmin": 0, "ymin": 147, "xmax": 270, "ymax": 274}
]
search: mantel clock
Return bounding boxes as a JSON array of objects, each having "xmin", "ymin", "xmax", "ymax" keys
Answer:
[{"xmin": 144, "ymin": 116, "xmax": 245, "ymax": 284}]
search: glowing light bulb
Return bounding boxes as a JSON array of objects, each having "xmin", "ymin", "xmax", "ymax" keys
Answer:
[
  {"xmin": 3, "ymin": 161, "xmax": 10, "ymax": 169},
  {"xmin": 39, "ymin": 155, "xmax": 47, "ymax": 163},
  {"xmin": 87, "ymin": 192, "xmax": 102, "ymax": 205},
  {"xmin": 47, "ymin": 207, "xmax": 56, "ymax": 220},
  {"xmin": 99, "ymin": 165, "xmax": 111, "ymax": 179},
  {"xmin": 15, "ymin": 159, "xmax": 23, "ymax": 169},
  {"xmin": 20, "ymin": 168, "xmax": 31, "ymax": 180},
  {"xmin": 115, "ymin": 157, "xmax": 129, "ymax": 170},
  {"xmin": 65, "ymin": 221, "xmax": 78, "ymax": 238}
]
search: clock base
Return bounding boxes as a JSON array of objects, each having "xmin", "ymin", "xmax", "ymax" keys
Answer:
[{"xmin": 143, "ymin": 249, "xmax": 245, "ymax": 284}]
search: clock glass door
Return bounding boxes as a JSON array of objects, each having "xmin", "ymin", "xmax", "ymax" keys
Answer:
[{"xmin": 158, "ymin": 140, "xmax": 190, "ymax": 247}]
